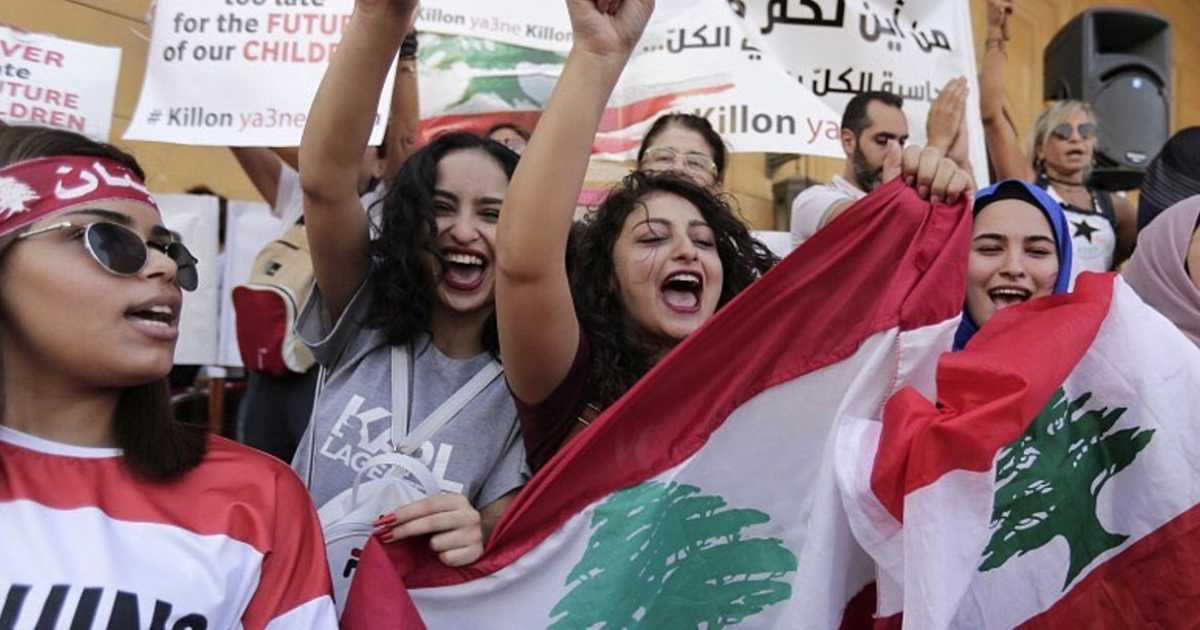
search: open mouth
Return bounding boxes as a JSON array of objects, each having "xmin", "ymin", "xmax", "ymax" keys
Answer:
[
  {"xmin": 987, "ymin": 286, "xmax": 1032, "ymax": 310},
  {"xmin": 1065, "ymin": 148, "xmax": 1086, "ymax": 160},
  {"xmin": 661, "ymin": 271, "xmax": 703, "ymax": 314},
  {"xmin": 441, "ymin": 250, "xmax": 488, "ymax": 292},
  {"xmin": 126, "ymin": 304, "xmax": 177, "ymax": 327},
  {"xmin": 125, "ymin": 301, "xmax": 180, "ymax": 341}
]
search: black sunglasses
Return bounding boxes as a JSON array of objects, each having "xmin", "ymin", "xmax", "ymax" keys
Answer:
[
  {"xmin": 1050, "ymin": 122, "xmax": 1097, "ymax": 141},
  {"xmin": 17, "ymin": 220, "xmax": 199, "ymax": 291}
]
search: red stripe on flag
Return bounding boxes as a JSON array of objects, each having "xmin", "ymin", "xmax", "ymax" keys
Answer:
[
  {"xmin": 365, "ymin": 179, "xmax": 971, "ymax": 594},
  {"xmin": 836, "ymin": 582, "xmax": 903, "ymax": 630},
  {"xmin": 342, "ymin": 538, "xmax": 427, "ymax": 630},
  {"xmin": 417, "ymin": 83, "xmax": 734, "ymax": 150},
  {"xmin": 1017, "ymin": 500, "xmax": 1200, "ymax": 628},
  {"xmin": 869, "ymin": 273, "xmax": 1117, "ymax": 521}
]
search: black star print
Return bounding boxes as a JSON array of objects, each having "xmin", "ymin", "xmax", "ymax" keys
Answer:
[{"xmin": 1072, "ymin": 219, "xmax": 1099, "ymax": 243}]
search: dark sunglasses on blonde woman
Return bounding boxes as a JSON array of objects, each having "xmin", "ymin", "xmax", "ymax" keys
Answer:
[
  {"xmin": 1050, "ymin": 122, "xmax": 1097, "ymax": 141},
  {"xmin": 17, "ymin": 220, "xmax": 200, "ymax": 291}
]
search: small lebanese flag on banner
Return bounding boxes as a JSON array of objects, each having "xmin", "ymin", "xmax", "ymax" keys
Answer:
[
  {"xmin": 341, "ymin": 179, "xmax": 971, "ymax": 629},
  {"xmin": 840, "ymin": 272, "xmax": 1200, "ymax": 629}
]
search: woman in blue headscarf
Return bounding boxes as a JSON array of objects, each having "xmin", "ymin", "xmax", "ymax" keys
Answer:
[{"xmin": 954, "ymin": 179, "xmax": 1074, "ymax": 350}]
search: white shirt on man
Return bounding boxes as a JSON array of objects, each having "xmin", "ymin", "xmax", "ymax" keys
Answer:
[{"xmin": 789, "ymin": 175, "xmax": 866, "ymax": 247}]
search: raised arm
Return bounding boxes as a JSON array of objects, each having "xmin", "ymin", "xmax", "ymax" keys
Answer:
[
  {"xmin": 1113, "ymin": 193, "xmax": 1138, "ymax": 266},
  {"xmin": 382, "ymin": 32, "xmax": 422, "ymax": 181},
  {"xmin": 496, "ymin": 0, "xmax": 654, "ymax": 404},
  {"xmin": 299, "ymin": 0, "xmax": 414, "ymax": 321},
  {"xmin": 230, "ymin": 147, "xmax": 284, "ymax": 205},
  {"xmin": 979, "ymin": 0, "xmax": 1034, "ymax": 182}
]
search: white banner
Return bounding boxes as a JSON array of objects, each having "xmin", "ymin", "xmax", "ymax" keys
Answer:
[
  {"xmin": 736, "ymin": 0, "xmax": 988, "ymax": 181},
  {"xmin": 415, "ymin": 0, "xmax": 984, "ymax": 174},
  {"xmin": 417, "ymin": 0, "xmax": 843, "ymax": 159},
  {"xmin": 124, "ymin": 0, "xmax": 393, "ymax": 146},
  {"xmin": 159, "ymin": 193, "xmax": 222, "ymax": 366},
  {"xmin": 0, "ymin": 24, "xmax": 121, "ymax": 141}
]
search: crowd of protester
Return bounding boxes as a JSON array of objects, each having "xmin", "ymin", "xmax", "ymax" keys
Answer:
[{"xmin": 1, "ymin": 0, "xmax": 1198, "ymax": 626}]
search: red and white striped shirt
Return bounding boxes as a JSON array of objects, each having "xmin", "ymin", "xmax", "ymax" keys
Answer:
[{"xmin": 0, "ymin": 426, "xmax": 337, "ymax": 629}]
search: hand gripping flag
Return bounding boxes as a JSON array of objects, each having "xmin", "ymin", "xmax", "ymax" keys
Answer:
[
  {"xmin": 841, "ymin": 273, "xmax": 1200, "ymax": 629},
  {"xmin": 341, "ymin": 178, "xmax": 971, "ymax": 629}
]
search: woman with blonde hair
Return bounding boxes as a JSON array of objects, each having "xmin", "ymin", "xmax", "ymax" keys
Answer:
[{"xmin": 980, "ymin": 0, "xmax": 1136, "ymax": 278}]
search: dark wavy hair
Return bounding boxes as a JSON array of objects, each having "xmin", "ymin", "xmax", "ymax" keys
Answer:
[
  {"xmin": 364, "ymin": 132, "xmax": 519, "ymax": 355},
  {"xmin": 637, "ymin": 113, "xmax": 729, "ymax": 182},
  {"xmin": 570, "ymin": 170, "xmax": 776, "ymax": 407},
  {"xmin": 0, "ymin": 125, "xmax": 206, "ymax": 480}
]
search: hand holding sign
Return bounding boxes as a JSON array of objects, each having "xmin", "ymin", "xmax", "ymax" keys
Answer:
[{"xmin": 566, "ymin": 0, "xmax": 656, "ymax": 60}]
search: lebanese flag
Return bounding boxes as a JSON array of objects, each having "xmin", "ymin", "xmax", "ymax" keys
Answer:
[
  {"xmin": 841, "ymin": 273, "xmax": 1200, "ymax": 629},
  {"xmin": 341, "ymin": 179, "xmax": 971, "ymax": 629}
]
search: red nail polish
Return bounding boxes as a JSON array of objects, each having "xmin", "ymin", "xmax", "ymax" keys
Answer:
[
  {"xmin": 371, "ymin": 525, "xmax": 392, "ymax": 538},
  {"xmin": 371, "ymin": 514, "xmax": 397, "ymax": 527}
]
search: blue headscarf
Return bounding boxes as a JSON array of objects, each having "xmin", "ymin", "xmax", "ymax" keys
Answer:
[{"xmin": 953, "ymin": 179, "xmax": 1074, "ymax": 350}]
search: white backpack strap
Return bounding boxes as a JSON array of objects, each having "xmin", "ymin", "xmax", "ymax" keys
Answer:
[
  {"xmin": 301, "ymin": 364, "xmax": 329, "ymax": 488},
  {"xmin": 389, "ymin": 344, "xmax": 412, "ymax": 451},
  {"xmin": 350, "ymin": 451, "xmax": 441, "ymax": 508},
  {"xmin": 396, "ymin": 360, "xmax": 503, "ymax": 455}
]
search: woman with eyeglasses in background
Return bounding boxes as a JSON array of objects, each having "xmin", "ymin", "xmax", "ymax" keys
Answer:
[
  {"xmin": 980, "ymin": 0, "xmax": 1137, "ymax": 278},
  {"xmin": 635, "ymin": 113, "xmax": 727, "ymax": 188},
  {"xmin": 0, "ymin": 125, "xmax": 337, "ymax": 628}
]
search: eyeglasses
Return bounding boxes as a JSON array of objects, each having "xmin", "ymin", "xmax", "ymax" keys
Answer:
[
  {"xmin": 17, "ymin": 220, "xmax": 199, "ymax": 291},
  {"xmin": 1050, "ymin": 122, "xmax": 1097, "ymax": 141},
  {"xmin": 641, "ymin": 146, "xmax": 719, "ymax": 177}
]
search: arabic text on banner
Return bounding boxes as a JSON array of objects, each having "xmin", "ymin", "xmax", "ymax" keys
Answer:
[{"xmin": 413, "ymin": 0, "xmax": 985, "ymax": 176}]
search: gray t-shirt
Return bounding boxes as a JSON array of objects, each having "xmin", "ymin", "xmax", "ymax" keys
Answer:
[{"xmin": 291, "ymin": 279, "xmax": 526, "ymax": 510}]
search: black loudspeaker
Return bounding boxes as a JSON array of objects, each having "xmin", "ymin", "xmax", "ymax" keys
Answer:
[{"xmin": 1043, "ymin": 8, "xmax": 1171, "ymax": 190}]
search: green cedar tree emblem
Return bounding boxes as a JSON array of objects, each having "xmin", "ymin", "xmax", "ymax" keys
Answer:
[
  {"xmin": 420, "ymin": 34, "xmax": 565, "ymax": 109},
  {"xmin": 548, "ymin": 481, "xmax": 797, "ymax": 629},
  {"xmin": 979, "ymin": 388, "xmax": 1155, "ymax": 590}
]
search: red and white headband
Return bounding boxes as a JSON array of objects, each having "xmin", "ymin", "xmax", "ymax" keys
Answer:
[{"xmin": 0, "ymin": 156, "xmax": 157, "ymax": 238}]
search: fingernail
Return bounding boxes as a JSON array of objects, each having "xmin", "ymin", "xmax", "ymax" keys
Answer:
[
  {"xmin": 918, "ymin": 185, "xmax": 929, "ymax": 198},
  {"xmin": 371, "ymin": 514, "xmax": 397, "ymax": 527},
  {"xmin": 931, "ymin": 194, "xmax": 942, "ymax": 205},
  {"xmin": 372, "ymin": 525, "xmax": 393, "ymax": 538}
]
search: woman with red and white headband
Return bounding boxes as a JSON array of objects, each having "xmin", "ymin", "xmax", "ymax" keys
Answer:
[{"xmin": 0, "ymin": 125, "xmax": 337, "ymax": 629}]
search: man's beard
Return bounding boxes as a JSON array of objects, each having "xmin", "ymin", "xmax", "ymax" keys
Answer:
[{"xmin": 851, "ymin": 143, "xmax": 884, "ymax": 192}]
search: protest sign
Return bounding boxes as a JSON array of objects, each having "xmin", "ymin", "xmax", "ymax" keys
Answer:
[
  {"xmin": 414, "ymin": 2, "xmax": 573, "ymax": 52},
  {"xmin": 416, "ymin": 0, "xmax": 844, "ymax": 159},
  {"xmin": 158, "ymin": 193, "xmax": 222, "ymax": 366},
  {"xmin": 734, "ymin": 0, "xmax": 989, "ymax": 181},
  {"xmin": 414, "ymin": 0, "xmax": 985, "ymax": 175},
  {"xmin": 0, "ymin": 24, "xmax": 121, "ymax": 141},
  {"xmin": 124, "ymin": 0, "xmax": 393, "ymax": 146}
]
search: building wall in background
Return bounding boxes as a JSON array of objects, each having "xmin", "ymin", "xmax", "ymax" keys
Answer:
[{"xmin": 3, "ymin": 0, "xmax": 1198, "ymax": 223}]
